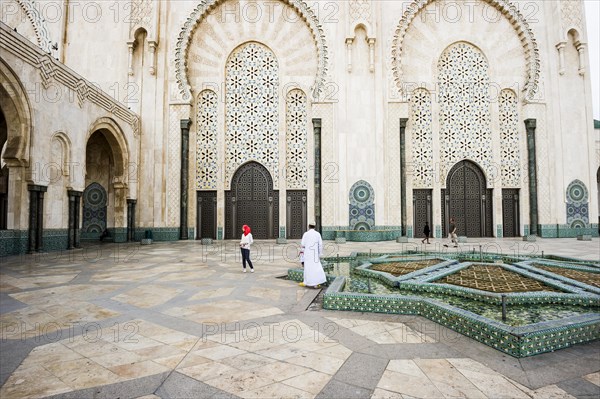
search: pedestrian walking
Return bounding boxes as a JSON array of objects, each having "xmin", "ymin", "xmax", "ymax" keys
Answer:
[
  {"xmin": 299, "ymin": 223, "xmax": 326, "ymax": 288},
  {"xmin": 240, "ymin": 224, "xmax": 254, "ymax": 272},
  {"xmin": 421, "ymin": 222, "xmax": 431, "ymax": 244},
  {"xmin": 444, "ymin": 217, "xmax": 458, "ymax": 248}
]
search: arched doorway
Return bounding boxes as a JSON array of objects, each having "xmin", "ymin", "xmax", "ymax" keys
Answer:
[
  {"xmin": 83, "ymin": 124, "xmax": 128, "ymax": 241},
  {"xmin": 442, "ymin": 160, "xmax": 493, "ymax": 237},
  {"xmin": 225, "ymin": 162, "xmax": 278, "ymax": 239}
]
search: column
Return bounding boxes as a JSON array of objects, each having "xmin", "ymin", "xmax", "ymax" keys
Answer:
[
  {"xmin": 400, "ymin": 118, "xmax": 408, "ymax": 236},
  {"xmin": 312, "ymin": 119, "xmax": 322, "ymax": 232},
  {"xmin": 127, "ymin": 41, "xmax": 135, "ymax": 76},
  {"xmin": 345, "ymin": 38, "xmax": 353, "ymax": 72},
  {"xmin": 368, "ymin": 38, "xmax": 376, "ymax": 73},
  {"xmin": 575, "ymin": 41, "xmax": 586, "ymax": 75},
  {"xmin": 67, "ymin": 190, "xmax": 82, "ymax": 249},
  {"xmin": 180, "ymin": 119, "xmax": 192, "ymax": 240},
  {"xmin": 148, "ymin": 41, "xmax": 158, "ymax": 75},
  {"xmin": 525, "ymin": 119, "xmax": 538, "ymax": 236},
  {"xmin": 27, "ymin": 185, "xmax": 47, "ymax": 253},
  {"xmin": 127, "ymin": 199, "xmax": 137, "ymax": 241},
  {"xmin": 73, "ymin": 191, "xmax": 81, "ymax": 248},
  {"xmin": 556, "ymin": 42, "xmax": 566, "ymax": 75}
]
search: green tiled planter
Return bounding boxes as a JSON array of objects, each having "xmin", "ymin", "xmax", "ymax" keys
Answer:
[{"xmin": 291, "ymin": 250, "xmax": 600, "ymax": 358}]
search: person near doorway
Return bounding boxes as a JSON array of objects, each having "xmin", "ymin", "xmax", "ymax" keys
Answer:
[
  {"xmin": 299, "ymin": 223, "xmax": 326, "ymax": 288},
  {"xmin": 444, "ymin": 217, "xmax": 458, "ymax": 248},
  {"xmin": 421, "ymin": 222, "xmax": 431, "ymax": 244},
  {"xmin": 240, "ymin": 224, "xmax": 254, "ymax": 273},
  {"xmin": 99, "ymin": 229, "xmax": 110, "ymax": 242}
]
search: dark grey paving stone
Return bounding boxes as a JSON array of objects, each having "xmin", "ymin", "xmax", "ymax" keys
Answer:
[
  {"xmin": 0, "ymin": 293, "xmax": 27, "ymax": 314},
  {"xmin": 0, "ymin": 340, "xmax": 35, "ymax": 386},
  {"xmin": 156, "ymin": 371, "xmax": 240, "ymax": 399},
  {"xmin": 557, "ymin": 377, "xmax": 600, "ymax": 399},
  {"xmin": 316, "ymin": 379, "xmax": 373, "ymax": 399},
  {"xmin": 356, "ymin": 343, "xmax": 461, "ymax": 360},
  {"xmin": 331, "ymin": 353, "xmax": 388, "ymax": 390},
  {"xmin": 45, "ymin": 372, "xmax": 169, "ymax": 398}
]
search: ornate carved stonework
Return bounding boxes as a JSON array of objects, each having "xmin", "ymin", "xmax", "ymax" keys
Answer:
[
  {"xmin": 561, "ymin": 0, "xmax": 583, "ymax": 33},
  {"xmin": 392, "ymin": 0, "xmax": 540, "ymax": 101},
  {"xmin": 175, "ymin": 0, "xmax": 328, "ymax": 102},
  {"xmin": 15, "ymin": 0, "xmax": 53, "ymax": 54},
  {"xmin": 286, "ymin": 89, "xmax": 308, "ymax": 189},
  {"xmin": 0, "ymin": 22, "xmax": 140, "ymax": 136},
  {"xmin": 349, "ymin": 0, "xmax": 372, "ymax": 23},
  {"xmin": 499, "ymin": 90, "xmax": 521, "ymax": 188},
  {"xmin": 438, "ymin": 43, "xmax": 492, "ymax": 182},
  {"xmin": 196, "ymin": 90, "xmax": 218, "ymax": 190},
  {"xmin": 129, "ymin": 0, "xmax": 153, "ymax": 33},
  {"xmin": 410, "ymin": 89, "xmax": 433, "ymax": 188},
  {"xmin": 225, "ymin": 43, "xmax": 279, "ymax": 188}
]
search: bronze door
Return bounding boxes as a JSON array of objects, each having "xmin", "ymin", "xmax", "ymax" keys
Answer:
[
  {"xmin": 413, "ymin": 189, "xmax": 432, "ymax": 238},
  {"xmin": 287, "ymin": 190, "xmax": 307, "ymax": 239},
  {"xmin": 226, "ymin": 162, "xmax": 278, "ymax": 239},
  {"xmin": 502, "ymin": 189, "xmax": 520, "ymax": 237},
  {"xmin": 443, "ymin": 160, "xmax": 492, "ymax": 237},
  {"xmin": 82, "ymin": 183, "xmax": 107, "ymax": 237},
  {"xmin": 197, "ymin": 191, "xmax": 217, "ymax": 239}
]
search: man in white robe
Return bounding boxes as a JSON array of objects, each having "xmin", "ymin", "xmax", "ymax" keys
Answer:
[{"xmin": 300, "ymin": 223, "xmax": 326, "ymax": 288}]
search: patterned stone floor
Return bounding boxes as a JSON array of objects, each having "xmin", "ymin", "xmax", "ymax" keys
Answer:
[{"xmin": 0, "ymin": 237, "xmax": 598, "ymax": 399}]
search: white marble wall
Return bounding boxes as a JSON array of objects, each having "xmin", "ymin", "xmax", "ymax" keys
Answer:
[{"xmin": 1, "ymin": 0, "xmax": 597, "ymax": 235}]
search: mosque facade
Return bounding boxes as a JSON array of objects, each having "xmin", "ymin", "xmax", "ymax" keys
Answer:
[{"xmin": 0, "ymin": 0, "xmax": 598, "ymax": 255}]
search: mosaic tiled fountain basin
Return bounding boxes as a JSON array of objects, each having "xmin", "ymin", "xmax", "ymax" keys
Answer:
[{"xmin": 288, "ymin": 252, "xmax": 600, "ymax": 358}]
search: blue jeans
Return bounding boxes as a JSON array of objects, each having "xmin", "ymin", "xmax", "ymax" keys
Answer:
[{"xmin": 241, "ymin": 248, "xmax": 253, "ymax": 269}]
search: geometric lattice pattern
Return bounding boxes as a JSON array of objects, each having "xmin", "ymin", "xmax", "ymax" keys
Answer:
[
  {"xmin": 565, "ymin": 179, "xmax": 589, "ymax": 227},
  {"xmin": 371, "ymin": 259, "xmax": 441, "ymax": 277},
  {"xmin": 285, "ymin": 89, "xmax": 308, "ymax": 189},
  {"xmin": 561, "ymin": 0, "xmax": 583, "ymax": 33},
  {"xmin": 499, "ymin": 90, "xmax": 521, "ymax": 187},
  {"xmin": 438, "ymin": 265, "xmax": 562, "ymax": 293},
  {"xmin": 349, "ymin": 0, "xmax": 372, "ymax": 22},
  {"xmin": 225, "ymin": 42, "xmax": 279, "ymax": 187},
  {"xmin": 349, "ymin": 180, "xmax": 375, "ymax": 230},
  {"xmin": 438, "ymin": 43, "xmax": 492, "ymax": 180},
  {"xmin": 196, "ymin": 90, "xmax": 218, "ymax": 189},
  {"xmin": 535, "ymin": 264, "xmax": 600, "ymax": 288},
  {"xmin": 128, "ymin": 0, "xmax": 153, "ymax": 34},
  {"xmin": 82, "ymin": 182, "xmax": 107, "ymax": 234},
  {"xmin": 410, "ymin": 89, "xmax": 433, "ymax": 188}
]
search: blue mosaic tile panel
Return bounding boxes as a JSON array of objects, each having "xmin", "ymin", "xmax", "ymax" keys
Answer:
[{"xmin": 349, "ymin": 180, "xmax": 375, "ymax": 230}]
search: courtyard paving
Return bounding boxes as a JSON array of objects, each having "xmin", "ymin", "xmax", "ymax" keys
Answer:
[{"xmin": 0, "ymin": 237, "xmax": 598, "ymax": 399}]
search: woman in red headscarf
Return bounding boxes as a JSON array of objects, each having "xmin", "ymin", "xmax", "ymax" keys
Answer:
[{"xmin": 239, "ymin": 224, "xmax": 254, "ymax": 272}]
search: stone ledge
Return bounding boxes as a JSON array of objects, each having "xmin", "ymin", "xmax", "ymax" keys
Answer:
[
  {"xmin": 276, "ymin": 238, "xmax": 287, "ymax": 244},
  {"xmin": 201, "ymin": 238, "xmax": 213, "ymax": 245},
  {"xmin": 458, "ymin": 236, "xmax": 467, "ymax": 243},
  {"xmin": 335, "ymin": 237, "xmax": 347, "ymax": 244},
  {"xmin": 141, "ymin": 238, "xmax": 153, "ymax": 245},
  {"xmin": 396, "ymin": 236, "xmax": 409, "ymax": 243},
  {"xmin": 577, "ymin": 235, "xmax": 592, "ymax": 241},
  {"xmin": 523, "ymin": 235, "xmax": 537, "ymax": 242}
]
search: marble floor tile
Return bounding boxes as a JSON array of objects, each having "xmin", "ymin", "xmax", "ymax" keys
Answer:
[{"xmin": 282, "ymin": 370, "xmax": 331, "ymax": 394}]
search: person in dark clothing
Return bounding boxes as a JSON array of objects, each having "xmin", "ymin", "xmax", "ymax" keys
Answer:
[
  {"xmin": 421, "ymin": 222, "xmax": 431, "ymax": 244},
  {"xmin": 99, "ymin": 229, "xmax": 110, "ymax": 242}
]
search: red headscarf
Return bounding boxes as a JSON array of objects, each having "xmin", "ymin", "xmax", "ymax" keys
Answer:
[{"xmin": 243, "ymin": 225, "xmax": 251, "ymax": 236}]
